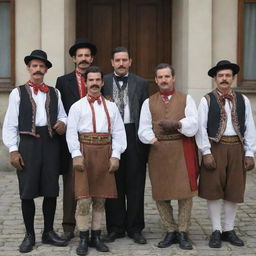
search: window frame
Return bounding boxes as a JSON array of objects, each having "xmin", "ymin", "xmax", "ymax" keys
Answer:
[
  {"xmin": 237, "ymin": 0, "xmax": 256, "ymax": 88},
  {"xmin": 0, "ymin": 0, "xmax": 15, "ymax": 91}
]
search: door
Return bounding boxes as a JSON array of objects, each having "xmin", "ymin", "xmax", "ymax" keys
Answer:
[{"xmin": 77, "ymin": 0, "xmax": 172, "ymax": 95}]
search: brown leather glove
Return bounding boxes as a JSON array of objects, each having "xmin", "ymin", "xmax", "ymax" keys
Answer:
[
  {"xmin": 159, "ymin": 120, "xmax": 181, "ymax": 132},
  {"xmin": 202, "ymin": 154, "xmax": 216, "ymax": 170},
  {"xmin": 73, "ymin": 156, "xmax": 85, "ymax": 172},
  {"xmin": 10, "ymin": 151, "xmax": 24, "ymax": 170},
  {"xmin": 109, "ymin": 157, "xmax": 119, "ymax": 173},
  {"xmin": 53, "ymin": 120, "xmax": 66, "ymax": 135},
  {"xmin": 244, "ymin": 156, "xmax": 255, "ymax": 171}
]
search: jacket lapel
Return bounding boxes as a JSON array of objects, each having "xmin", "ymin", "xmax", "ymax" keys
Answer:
[{"xmin": 68, "ymin": 71, "xmax": 80, "ymax": 100}]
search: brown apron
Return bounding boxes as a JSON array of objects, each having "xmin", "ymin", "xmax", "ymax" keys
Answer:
[
  {"xmin": 148, "ymin": 91, "xmax": 198, "ymax": 201},
  {"xmin": 75, "ymin": 133, "xmax": 117, "ymax": 199}
]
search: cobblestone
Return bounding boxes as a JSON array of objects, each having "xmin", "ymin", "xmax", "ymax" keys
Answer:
[{"xmin": 0, "ymin": 170, "xmax": 255, "ymax": 256}]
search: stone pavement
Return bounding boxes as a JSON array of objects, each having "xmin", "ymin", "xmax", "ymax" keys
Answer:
[{"xmin": 0, "ymin": 170, "xmax": 256, "ymax": 256}]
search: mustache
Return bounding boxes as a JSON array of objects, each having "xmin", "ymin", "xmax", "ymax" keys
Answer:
[
  {"xmin": 160, "ymin": 82, "xmax": 168, "ymax": 86},
  {"xmin": 89, "ymin": 84, "xmax": 100, "ymax": 89},
  {"xmin": 220, "ymin": 81, "xmax": 229, "ymax": 84},
  {"xmin": 118, "ymin": 66, "xmax": 125, "ymax": 69},
  {"xmin": 33, "ymin": 71, "xmax": 44, "ymax": 75},
  {"xmin": 79, "ymin": 60, "xmax": 90, "ymax": 65}
]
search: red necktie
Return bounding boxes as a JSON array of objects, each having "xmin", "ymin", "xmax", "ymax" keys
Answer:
[
  {"xmin": 76, "ymin": 71, "xmax": 86, "ymax": 98},
  {"xmin": 160, "ymin": 88, "xmax": 175, "ymax": 103},
  {"xmin": 28, "ymin": 80, "xmax": 49, "ymax": 95},
  {"xmin": 87, "ymin": 95, "xmax": 102, "ymax": 105}
]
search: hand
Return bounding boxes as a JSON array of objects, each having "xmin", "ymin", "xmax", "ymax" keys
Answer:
[
  {"xmin": 53, "ymin": 120, "xmax": 66, "ymax": 135},
  {"xmin": 109, "ymin": 157, "xmax": 119, "ymax": 173},
  {"xmin": 10, "ymin": 151, "xmax": 24, "ymax": 170},
  {"xmin": 73, "ymin": 156, "xmax": 85, "ymax": 172},
  {"xmin": 202, "ymin": 154, "xmax": 216, "ymax": 170},
  {"xmin": 159, "ymin": 120, "xmax": 181, "ymax": 132},
  {"xmin": 244, "ymin": 156, "xmax": 255, "ymax": 171}
]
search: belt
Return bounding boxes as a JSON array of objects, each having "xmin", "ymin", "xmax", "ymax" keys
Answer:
[
  {"xmin": 79, "ymin": 133, "xmax": 111, "ymax": 145},
  {"xmin": 219, "ymin": 136, "xmax": 241, "ymax": 144},
  {"xmin": 156, "ymin": 133, "xmax": 184, "ymax": 141}
]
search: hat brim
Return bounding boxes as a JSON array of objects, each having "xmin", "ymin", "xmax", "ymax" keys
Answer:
[
  {"xmin": 69, "ymin": 42, "xmax": 97, "ymax": 57},
  {"xmin": 208, "ymin": 63, "xmax": 239, "ymax": 77},
  {"xmin": 24, "ymin": 55, "xmax": 52, "ymax": 69}
]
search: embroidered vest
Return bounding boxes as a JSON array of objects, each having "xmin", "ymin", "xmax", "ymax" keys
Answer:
[
  {"xmin": 18, "ymin": 84, "xmax": 58, "ymax": 137},
  {"xmin": 205, "ymin": 90, "xmax": 245, "ymax": 143}
]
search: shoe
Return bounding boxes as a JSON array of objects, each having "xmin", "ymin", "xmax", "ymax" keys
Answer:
[
  {"xmin": 158, "ymin": 231, "xmax": 178, "ymax": 248},
  {"xmin": 103, "ymin": 231, "xmax": 125, "ymax": 243},
  {"xmin": 128, "ymin": 232, "xmax": 147, "ymax": 244},
  {"xmin": 42, "ymin": 230, "xmax": 68, "ymax": 247},
  {"xmin": 90, "ymin": 230, "xmax": 109, "ymax": 252},
  {"xmin": 61, "ymin": 231, "xmax": 75, "ymax": 242},
  {"xmin": 221, "ymin": 230, "xmax": 244, "ymax": 246},
  {"xmin": 177, "ymin": 232, "xmax": 193, "ymax": 250},
  {"xmin": 76, "ymin": 231, "xmax": 89, "ymax": 256},
  {"xmin": 19, "ymin": 233, "xmax": 35, "ymax": 253},
  {"xmin": 209, "ymin": 230, "xmax": 222, "ymax": 248}
]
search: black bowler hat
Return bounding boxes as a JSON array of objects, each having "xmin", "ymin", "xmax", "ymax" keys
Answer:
[
  {"xmin": 24, "ymin": 50, "xmax": 52, "ymax": 69},
  {"xmin": 69, "ymin": 38, "xmax": 97, "ymax": 57},
  {"xmin": 208, "ymin": 60, "xmax": 240, "ymax": 77}
]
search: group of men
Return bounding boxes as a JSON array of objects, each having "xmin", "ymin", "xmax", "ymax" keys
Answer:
[{"xmin": 2, "ymin": 38, "xmax": 256, "ymax": 255}]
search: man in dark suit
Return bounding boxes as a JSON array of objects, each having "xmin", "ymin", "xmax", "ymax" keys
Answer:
[
  {"xmin": 102, "ymin": 46, "xmax": 149, "ymax": 244},
  {"xmin": 55, "ymin": 38, "xmax": 97, "ymax": 241}
]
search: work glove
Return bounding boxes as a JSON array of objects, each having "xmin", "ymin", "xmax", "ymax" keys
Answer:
[
  {"xmin": 10, "ymin": 151, "xmax": 24, "ymax": 171},
  {"xmin": 53, "ymin": 120, "xmax": 66, "ymax": 135},
  {"xmin": 159, "ymin": 120, "xmax": 181, "ymax": 133},
  {"xmin": 202, "ymin": 154, "xmax": 216, "ymax": 170},
  {"xmin": 73, "ymin": 156, "xmax": 85, "ymax": 172},
  {"xmin": 109, "ymin": 157, "xmax": 119, "ymax": 173},
  {"xmin": 244, "ymin": 156, "xmax": 255, "ymax": 171}
]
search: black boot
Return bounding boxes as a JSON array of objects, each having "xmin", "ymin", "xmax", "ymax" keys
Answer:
[
  {"xmin": 19, "ymin": 233, "xmax": 35, "ymax": 253},
  {"xmin": 76, "ymin": 231, "xmax": 89, "ymax": 256},
  {"xmin": 177, "ymin": 232, "xmax": 193, "ymax": 250},
  {"xmin": 90, "ymin": 230, "xmax": 109, "ymax": 252}
]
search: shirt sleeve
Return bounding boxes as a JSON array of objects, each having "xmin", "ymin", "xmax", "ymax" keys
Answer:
[
  {"xmin": 56, "ymin": 89, "xmax": 67, "ymax": 124},
  {"xmin": 111, "ymin": 104, "xmax": 127, "ymax": 159},
  {"xmin": 243, "ymin": 95, "xmax": 256, "ymax": 156},
  {"xmin": 66, "ymin": 103, "xmax": 82, "ymax": 158},
  {"xmin": 195, "ymin": 97, "xmax": 212, "ymax": 155},
  {"xmin": 2, "ymin": 88, "xmax": 20, "ymax": 152},
  {"xmin": 178, "ymin": 95, "xmax": 198, "ymax": 137},
  {"xmin": 138, "ymin": 99, "xmax": 156, "ymax": 144}
]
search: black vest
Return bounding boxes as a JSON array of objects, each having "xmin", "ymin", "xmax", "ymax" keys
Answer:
[
  {"xmin": 18, "ymin": 84, "xmax": 58, "ymax": 137},
  {"xmin": 206, "ymin": 90, "xmax": 245, "ymax": 142}
]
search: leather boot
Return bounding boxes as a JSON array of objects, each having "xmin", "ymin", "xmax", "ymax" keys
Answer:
[
  {"xmin": 19, "ymin": 233, "xmax": 35, "ymax": 253},
  {"xmin": 90, "ymin": 230, "xmax": 109, "ymax": 252},
  {"xmin": 76, "ymin": 231, "xmax": 89, "ymax": 256}
]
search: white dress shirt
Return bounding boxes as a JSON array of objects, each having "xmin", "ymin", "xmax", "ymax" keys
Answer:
[
  {"xmin": 195, "ymin": 95, "xmax": 256, "ymax": 157},
  {"xmin": 138, "ymin": 94, "xmax": 198, "ymax": 144},
  {"xmin": 2, "ymin": 87, "xmax": 67, "ymax": 152},
  {"xmin": 66, "ymin": 96, "xmax": 127, "ymax": 159}
]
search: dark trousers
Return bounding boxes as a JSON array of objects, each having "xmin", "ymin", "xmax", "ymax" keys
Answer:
[
  {"xmin": 105, "ymin": 124, "xmax": 147, "ymax": 235},
  {"xmin": 62, "ymin": 158, "xmax": 77, "ymax": 232}
]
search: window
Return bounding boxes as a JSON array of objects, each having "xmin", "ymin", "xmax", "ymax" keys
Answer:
[
  {"xmin": 238, "ymin": 0, "xmax": 256, "ymax": 87},
  {"xmin": 0, "ymin": 0, "xmax": 15, "ymax": 88}
]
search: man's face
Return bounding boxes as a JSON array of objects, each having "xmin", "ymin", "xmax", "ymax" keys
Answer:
[
  {"xmin": 85, "ymin": 72, "xmax": 104, "ymax": 96},
  {"xmin": 214, "ymin": 69, "xmax": 234, "ymax": 92},
  {"xmin": 111, "ymin": 52, "xmax": 132, "ymax": 76},
  {"xmin": 27, "ymin": 59, "xmax": 48, "ymax": 82},
  {"xmin": 73, "ymin": 48, "xmax": 93, "ymax": 72},
  {"xmin": 155, "ymin": 67, "xmax": 175, "ymax": 92}
]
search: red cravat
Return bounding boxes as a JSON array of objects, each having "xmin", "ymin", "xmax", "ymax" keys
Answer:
[
  {"xmin": 28, "ymin": 80, "xmax": 49, "ymax": 95},
  {"xmin": 160, "ymin": 88, "xmax": 175, "ymax": 103},
  {"xmin": 76, "ymin": 71, "xmax": 86, "ymax": 98},
  {"xmin": 87, "ymin": 94, "xmax": 102, "ymax": 105},
  {"xmin": 217, "ymin": 89, "xmax": 233, "ymax": 105}
]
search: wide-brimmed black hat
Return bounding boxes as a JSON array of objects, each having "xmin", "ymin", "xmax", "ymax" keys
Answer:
[
  {"xmin": 24, "ymin": 50, "xmax": 52, "ymax": 69},
  {"xmin": 69, "ymin": 38, "xmax": 97, "ymax": 57},
  {"xmin": 208, "ymin": 60, "xmax": 240, "ymax": 77}
]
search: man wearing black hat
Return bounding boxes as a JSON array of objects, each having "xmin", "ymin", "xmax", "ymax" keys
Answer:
[
  {"xmin": 55, "ymin": 38, "xmax": 97, "ymax": 241},
  {"xmin": 102, "ymin": 46, "xmax": 149, "ymax": 244},
  {"xmin": 2, "ymin": 50, "xmax": 68, "ymax": 253},
  {"xmin": 196, "ymin": 60, "xmax": 256, "ymax": 248}
]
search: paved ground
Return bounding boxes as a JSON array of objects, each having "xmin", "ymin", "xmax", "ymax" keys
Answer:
[{"xmin": 0, "ymin": 170, "xmax": 256, "ymax": 256}]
